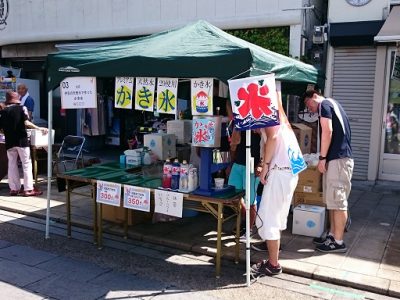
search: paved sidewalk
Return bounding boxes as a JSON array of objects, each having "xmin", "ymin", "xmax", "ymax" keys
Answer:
[{"xmin": 0, "ymin": 178, "xmax": 399, "ymax": 298}]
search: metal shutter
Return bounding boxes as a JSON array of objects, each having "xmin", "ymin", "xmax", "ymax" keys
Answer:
[{"xmin": 331, "ymin": 47, "xmax": 376, "ymax": 179}]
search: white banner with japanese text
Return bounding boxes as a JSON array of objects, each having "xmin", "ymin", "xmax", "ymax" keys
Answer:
[
  {"xmin": 135, "ymin": 77, "xmax": 156, "ymax": 111},
  {"xmin": 60, "ymin": 77, "xmax": 97, "ymax": 109},
  {"xmin": 115, "ymin": 77, "xmax": 134, "ymax": 109},
  {"xmin": 191, "ymin": 78, "xmax": 213, "ymax": 116},
  {"xmin": 156, "ymin": 78, "xmax": 178, "ymax": 114},
  {"xmin": 154, "ymin": 189, "xmax": 183, "ymax": 218}
]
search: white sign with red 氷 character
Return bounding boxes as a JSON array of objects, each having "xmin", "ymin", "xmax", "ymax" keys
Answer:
[
  {"xmin": 123, "ymin": 185, "xmax": 151, "ymax": 212},
  {"xmin": 191, "ymin": 78, "xmax": 213, "ymax": 116},
  {"xmin": 96, "ymin": 180, "xmax": 121, "ymax": 206},
  {"xmin": 228, "ymin": 74, "xmax": 279, "ymax": 130}
]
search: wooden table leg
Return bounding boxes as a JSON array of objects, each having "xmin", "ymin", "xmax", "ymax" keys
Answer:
[
  {"xmin": 98, "ymin": 203, "xmax": 103, "ymax": 250},
  {"xmin": 216, "ymin": 202, "xmax": 223, "ymax": 278},
  {"xmin": 124, "ymin": 208, "xmax": 128, "ymax": 239},
  {"xmin": 66, "ymin": 179, "xmax": 71, "ymax": 238},
  {"xmin": 92, "ymin": 183, "xmax": 97, "ymax": 245}
]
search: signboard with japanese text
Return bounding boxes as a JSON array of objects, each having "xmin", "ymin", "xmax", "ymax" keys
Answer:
[
  {"xmin": 392, "ymin": 51, "xmax": 400, "ymax": 81},
  {"xmin": 123, "ymin": 185, "xmax": 151, "ymax": 212},
  {"xmin": 115, "ymin": 77, "xmax": 134, "ymax": 109},
  {"xmin": 96, "ymin": 180, "xmax": 121, "ymax": 207},
  {"xmin": 0, "ymin": 77, "xmax": 16, "ymax": 102},
  {"xmin": 228, "ymin": 74, "xmax": 279, "ymax": 130},
  {"xmin": 157, "ymin": 78, "xmax": 178, "ymax": 114},
  {"xmin": 154, "ymin": 189, "xmax": 183, "ymax": 218},
  {"xmin": 191, "ymin": 78, "xmax": 213, "ymax": 116},
  {"xmin": 60, "ymin": 77, "xmax": 97, "ymax": 109},
  {"xmin": 135, "ymin": 77, "xmax": 156, "ymax": 111},
  {"xmin": 192, "ymin": 116, "xmax": 221, "ymax": 147}
]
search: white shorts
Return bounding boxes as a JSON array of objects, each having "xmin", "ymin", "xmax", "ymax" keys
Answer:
[{"xmin": 256, "ymin": 169, "xmax": 298, "ymax": 240}]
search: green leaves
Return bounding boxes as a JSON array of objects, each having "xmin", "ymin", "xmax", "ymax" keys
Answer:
[{"xmin": 226, "ymin": 27, "xmax": 289, "ymax": 56}]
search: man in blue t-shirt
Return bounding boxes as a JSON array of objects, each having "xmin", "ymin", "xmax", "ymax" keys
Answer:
[
  {"xmin": 17, "ymin": 84, "xmax": 35, "ymax": 121},
  {"xmin": 304, "ymin": 90, "xmax": 354, "ymax": 253}
]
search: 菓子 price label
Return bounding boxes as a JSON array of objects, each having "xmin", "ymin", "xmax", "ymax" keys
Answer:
[
  {"xmin": 154, "ymin": 189, "xmax": 183, "ymax": 218},
  {"xmin": 123, "ymin": 185, "xmax": 150, "ymax": 212},
  {"xmin": 96, "ymin": 180, "xmax": 121, "ymax": 207}
]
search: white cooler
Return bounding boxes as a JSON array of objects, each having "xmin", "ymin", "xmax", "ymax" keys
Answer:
[{"xmin": 292, "ymin": 204, "xmax": 326, "ymax": 238}]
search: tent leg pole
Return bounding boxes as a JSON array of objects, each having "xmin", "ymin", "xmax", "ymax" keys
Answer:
[{"xmin": 45, "ymin": 90, "xmax": 53, "ymax": 239}]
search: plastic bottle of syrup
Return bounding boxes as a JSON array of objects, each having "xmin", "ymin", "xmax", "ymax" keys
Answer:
[
  {"xmin": 171, "ymin": 159, "xmax": 181, "ymax": 190},
  {"xmin": 179, "ymin": 160, "xmax": 189, "ymax": 191},
  {"xmin": 162, "ymin": 159, "xmax": 172, "ymax": 189}
]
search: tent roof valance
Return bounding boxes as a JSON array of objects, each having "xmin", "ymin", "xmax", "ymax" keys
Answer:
[{"xmin": 46, "ymin": 20, "xmax": 321, "ymax": 94}]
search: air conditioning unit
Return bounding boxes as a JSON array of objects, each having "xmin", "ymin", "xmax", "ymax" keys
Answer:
[{"xmin": 312, "ymin": 26, "xmax": 325, "ymax": 44}]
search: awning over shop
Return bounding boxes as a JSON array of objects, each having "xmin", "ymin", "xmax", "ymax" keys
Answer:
[
  {"xmin": 329, "ymin": 20, "xmax": 384, "ymax": 47},
  {"xmin": 46, "ymin": 20, "xmax": 321, "ymax": 95},
  {"xmin": 374, "ymin": 5, "xmax": 400, "ymax": 43}
]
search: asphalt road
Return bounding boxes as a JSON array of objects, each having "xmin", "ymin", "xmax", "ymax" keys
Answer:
[{"xmin": 0, "ymin": 209, "xmax": 396, "ymax": 300}]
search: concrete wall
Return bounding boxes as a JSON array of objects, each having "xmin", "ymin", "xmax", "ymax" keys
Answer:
[
  {"xmin": 328, "ymin": 0, "xmax": 388, "ymax": 23},
  {"xmin": 0, "ymin": 0, "xmax": 302, "ymax": 46}
]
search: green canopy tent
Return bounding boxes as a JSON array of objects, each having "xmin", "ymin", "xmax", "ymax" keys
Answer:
[
  {"xmin": 44, "ymin": 20, "xmax": 321, "ymax": 285},
  {"xmin": 46, "ymin": 20, "xmax": 320, "ymax": 93}
]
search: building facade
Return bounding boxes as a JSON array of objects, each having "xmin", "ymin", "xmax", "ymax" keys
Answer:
[{"xmin": 325, "ymin": 0, "xmax": 400, "ymax": 181}]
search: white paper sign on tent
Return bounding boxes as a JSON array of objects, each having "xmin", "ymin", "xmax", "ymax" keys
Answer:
[
  {"xmin": 157, "ymin": 78, "xmax": 178, "ymax": 114},
  {"xmin": 60, "ymin": 77, "xmax": 97, "ymax": 109},
  {"xmin": 115, "ymin": 77, "xmax": 134, "ymax": 109},
  {"xmin": 154, "ymin": 189, "xmax": 183, "ymax": 218},
  {"xmin": 135, "ymin": 77, "xmax": 155, "ymax": 112}
]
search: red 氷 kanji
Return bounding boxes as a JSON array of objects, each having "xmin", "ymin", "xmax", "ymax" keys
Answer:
[
  {"xmin": 194, "ymin": 129, "xmax": 208, "ymax": 143},
  {"xmin": 237, "ymin": 83, "xmax": 272, "ymax": 119}
]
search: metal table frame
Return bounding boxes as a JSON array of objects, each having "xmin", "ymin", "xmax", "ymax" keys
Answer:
[{"xmin": 58, "ymin": 169, "xmax": 243, "ymax": 277}]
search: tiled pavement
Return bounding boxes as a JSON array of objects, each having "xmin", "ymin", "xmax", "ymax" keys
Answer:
[{"xmin": 0, "ymin": 177, "xmax": 399, "ymax": 297}]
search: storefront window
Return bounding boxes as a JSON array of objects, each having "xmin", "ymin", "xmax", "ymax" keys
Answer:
[{"xmin": 384, "ymin": 51, "xmax": 400, "ymax": 154}]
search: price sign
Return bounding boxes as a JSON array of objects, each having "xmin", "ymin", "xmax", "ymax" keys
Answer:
[
  {"xmin": 96, "ymin": 180, "xmax": 121, "ymax": 206},
  {"xmin": 60, "ymin": 77, "xmax": 97, "ymax": 109},
  {"xmin": 123, "ymin": 185, "xmax": 150, "ymax": 212},
  {"xmin": 154, "ymin": 189, "xmax": 183, "ymax": 218}
]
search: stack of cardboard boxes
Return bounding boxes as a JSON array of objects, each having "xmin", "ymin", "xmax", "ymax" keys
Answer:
[{"xmin": 291, "ymin": 123, "xmax": 326, "ymax": 238}]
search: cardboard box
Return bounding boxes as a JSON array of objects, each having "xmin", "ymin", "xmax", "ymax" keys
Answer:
[
  {"xmin": 292, "ymin": 123, "xmax": 312, "ymax": 154},
  {"xmin": 298, "ymin": 166, "xmax": 322, "ymax": 192},
  {"xmin": 28, "ymin": 129, "xmax": 55, "ymax": 147},
  {"xmin": 295, "ymin": 184, "xmax": 320, "ymax": 194},
  {"xmin": 102, "ymin": 203, "xmax": 152, "ymax": 226},
  {"xmin": 293, "ymin": 191, "xmax": 325, "ymax": 207},
  {"xmin": 167, "ymin": 120, "xmax": 192, "ymax": 144},
  {"xmin": 143, "ymin": 133, "xmax": 176, "ymax": 160},
  {"xmin": 292, "ymin": 204, "xmax": 326, "ymax": 237}
]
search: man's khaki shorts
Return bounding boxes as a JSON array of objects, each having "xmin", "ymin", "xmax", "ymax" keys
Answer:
[{"xmin": 323, "ymin": 158, "xmax": 354, "ymax": 210}]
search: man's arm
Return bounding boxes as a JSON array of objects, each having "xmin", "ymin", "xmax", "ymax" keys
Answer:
[
  {"xmin": 318, "ymin": 116, "xmax": 332, "ymax": 173},
  {"xmin": 24, "ymin": 120, "xmax": 48, "ymax": 134}
]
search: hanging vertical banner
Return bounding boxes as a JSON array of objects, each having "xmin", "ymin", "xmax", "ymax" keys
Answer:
[
  {"xmin": 191, "ymin": 78, "xmax": 213, "ymax": 116},
  {"xmin": 228, "ymin": 74, "xmax": 279, "ymax": 130},
  {"xmin": 135, "ymin": 77, "xmax": 156, "ymax": 111},
  {"xmin": 157, "ymin": 78, "xmax": 178, "ymax": 114},
  {"xmin": 123, "ymin": 185, "xmax": 151, "ymax": 212},
  {"xmin": 115, "ymin": 77, "xmax": 134, "ymax": 109}
]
